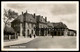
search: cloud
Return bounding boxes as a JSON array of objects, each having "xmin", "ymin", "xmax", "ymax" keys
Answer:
[
  {"xmin": 5, "ymin": 3, "xmax": 54, "ymax": 15},
  {"xmin": 51, "ymin": 3, "xmax": 77, "ymax": 15},
  {"xmin": 60, "ymin": 14, "xmax": 76, "ymax": 23}
]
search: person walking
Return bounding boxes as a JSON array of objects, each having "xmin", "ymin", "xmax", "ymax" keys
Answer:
[
  {"xmin": 51, "ymin": 32, "xmax": 54, "ymax": 38},
  {"xmin": 34, "ymin": 34, "xmax": 36, "ymax": 38},
  {"xmin": 30, "ymin": 34, "xmax": 32, "ymax": 38}
]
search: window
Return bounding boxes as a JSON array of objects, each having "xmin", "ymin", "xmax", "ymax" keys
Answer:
[
  {"xmin": 29, "ymin": 24, "xmax": 31, "ymax": 28},
  {"xmin": 32, "ymin": 30, "xmax": 33, "ymax": 34},
  {"xmin": 27, "ymin": 23, "xmax": 29, "ymax": 26},
  {"xmin": 41, "ymin": 25, "xmax": 42, "ymax": 28},
  {"xmin": 34, "ymin": 24, "xmax": 35, "ymax": 27},
  {"xmin": 32, "ymin": 24, "xmax": 33, "ymax": 27},
  {"xmin": 27, "ymin": 30, "xmax": 29, "ymax": 35}
]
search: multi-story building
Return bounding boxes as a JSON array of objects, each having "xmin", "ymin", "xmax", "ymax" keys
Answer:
[
  {"xmin": 11, "ymin": 11, "xmax": 36, "ymax": 37},
  {"xmin": 47, "ymin": 21, "xmax": 54, "ymax": 36},
  {"xmin": 11, "ymin": 10, "xmax": 76, "ymax": 37},
  {"xmin": 35, "ymin": 15, "xmax": 48, "ymax": 36}
]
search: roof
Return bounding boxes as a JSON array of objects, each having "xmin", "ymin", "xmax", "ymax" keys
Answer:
[
  {"xmin": 12, "ymin": 12, "xmax": 36, "ymax": 23},
  {"xmin": 47, "ymin": 22, "xmax": 53, "ymax": 27},
  {"xmin": 52, "ymin": 22, "xmax": 67, "ymax": 29},
  {"xmin": 36, "ymin": 15, "xmax": 47, "ymax": 23},
  {"xmin": 39, "ymin": 16, "xmax": 46, "ymax": 23},
  {"xmin": 12, "ymin": 26, "xmax": 20, "ymax": 33},
  {"xmin": 23, "ymin": 13, "xmax": 36, "ymax": 23},
  {"xmin": 68, "ymin": 29, "xmax": 76, "ymax": 33}
]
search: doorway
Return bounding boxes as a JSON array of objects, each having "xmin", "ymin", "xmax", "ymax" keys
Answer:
[{"xmin": 41, "ymin": 28, "xmax": 44, "ymax": 36}]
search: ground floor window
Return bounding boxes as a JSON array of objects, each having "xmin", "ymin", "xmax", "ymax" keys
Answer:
[
  {"xmin": 27, "ymin": 30, "xmax": 29, "ymax": 36},
  {"xmin": 32, "ymin": 30, "xmax": 33, "ymax": 34}
]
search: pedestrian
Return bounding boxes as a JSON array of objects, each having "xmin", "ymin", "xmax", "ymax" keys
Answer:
[
  {"xmin": 30, "ymin": 34, "xmax": 32, "ymax": 38},
  {"xmin": 51, "ymin": 32, "xmax": 54, "ymax": 38},
  {"xmin": 34, "ymin": 34, "xmax": 36, "ymax": 38}
]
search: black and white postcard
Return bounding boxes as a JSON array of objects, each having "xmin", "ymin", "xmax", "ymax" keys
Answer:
[{"xmin": 1, "ymin": 1, "xmax": 79, "ymax": 51}]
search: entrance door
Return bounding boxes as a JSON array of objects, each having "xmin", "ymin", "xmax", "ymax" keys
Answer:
[
  {"xmin": 41, "ymin": 28, "xmax": 44, "ymax": 36},
  {"xmin": 54, "ymin": 31, "xmax": 56, "ymax": 36}
]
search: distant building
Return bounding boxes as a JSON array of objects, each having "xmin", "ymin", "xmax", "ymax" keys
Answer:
[
  {"xmin": 52, "ymin": 22, "xmax": 68, "ymax": 36},
  {"xmin": 68, "ymin": 29, "xmax": 76, "ymax": 36}
]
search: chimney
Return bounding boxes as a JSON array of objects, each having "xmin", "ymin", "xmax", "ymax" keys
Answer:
[
  {"xmin": 45, "ymin": 17, "xmax": 47, "ymax": 22},
  {"xmin": 22, "ymin": 12, "xmax": 23, "ymax": 15},
  {"xmin": 33, "ymin": 13, "xmax": 36, "ymax": 18},
  {"xmin": 26, "ymin": 10, "xmax": 27, "ymax": 14},
  {"xmin": 23, "ymin": 10, "xmax": 28, "ymax": 16}
]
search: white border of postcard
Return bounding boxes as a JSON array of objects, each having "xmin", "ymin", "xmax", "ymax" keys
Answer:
[{"xmin": 1, "ymin": 1, "xmax": 79, "ymax": 51}]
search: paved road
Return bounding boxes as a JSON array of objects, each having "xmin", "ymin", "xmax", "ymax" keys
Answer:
[{"xmin": 4, "ymin": 36, "xmax": 76, "ymax": 48}]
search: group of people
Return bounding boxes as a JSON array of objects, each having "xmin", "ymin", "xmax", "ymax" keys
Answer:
[
  {"xmin": 29, "ymin": 34, "xmax": 36, "ymax": 38},
  {"xmin": 29, "ymin": 33, "xmax": 54, "ymax": 38}
]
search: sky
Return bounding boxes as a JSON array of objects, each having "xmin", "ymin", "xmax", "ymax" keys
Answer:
[{"xmin": 2, "ymin": 2, "xmax": 78, "ymax": 30}]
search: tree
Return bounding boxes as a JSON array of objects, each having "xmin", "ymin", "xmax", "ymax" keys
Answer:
[{"xmin": 4, "ymin": 9, "xmax": 18, "ymax": 25}]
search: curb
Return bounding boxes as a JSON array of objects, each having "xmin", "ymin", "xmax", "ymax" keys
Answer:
[{"xmin": 4, "ymin": 37, "xmax": 38, "ymax": 46}]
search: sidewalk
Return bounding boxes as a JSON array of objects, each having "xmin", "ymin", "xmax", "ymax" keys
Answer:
[{"xmin": 4, "ymin": 36, "xmax": 38, "ymax": 46}]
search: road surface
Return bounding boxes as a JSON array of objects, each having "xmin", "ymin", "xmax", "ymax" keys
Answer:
[{"xmin": 4, "ymin": 36, "xmax": 76, "ymax": 49}]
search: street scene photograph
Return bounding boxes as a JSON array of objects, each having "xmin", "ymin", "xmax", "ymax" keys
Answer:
[{"xmin": 1, "ymin": 1, "xmax": 79, "ymax": 51}]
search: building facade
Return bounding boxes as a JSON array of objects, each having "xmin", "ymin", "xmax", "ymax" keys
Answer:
[
  {"xmin": 47, "ymin": 21, "xmax": 54, "ymax": 36},
  {"xmin": 35, "ymin": 15, "xmax": 48, "ymax": 36},
  {"xmin": 51, "ymin": 22, "xmax": 68, "ymax": 36},
  {"xmin": 11, "ymin": 11, "xmax": 36, "ymax": 38},
  {"xmin": 68, "ymin": 29, "xmax": 76, "ymax": 36},
  {"xmin": 11, "ymin": 10, "xmax": 76, "ymax": 37}
]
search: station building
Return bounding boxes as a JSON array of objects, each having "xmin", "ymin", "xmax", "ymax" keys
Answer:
[
  {"xmin": 11, "ymin": 10, "xmax": 76, "ymax": 38},
  {"xmin": 11, "ymin": 11, "xmax": 36, "ymax": 37}
]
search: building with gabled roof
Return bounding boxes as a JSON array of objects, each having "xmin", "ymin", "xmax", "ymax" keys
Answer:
[
  {"xmin": 11, "ymin": 10, "xmax": 76, "ymax": 38},
  {"xmin": 51, "ymin": 22, "xmax": 68, "ymax": 36},
  {"xmin": 35, "ymin": 14, "xmax": 48, "ymax": 36},
  {"xmin": 11, "ymin": 11, "xmax": 36, "ymax": 37}
]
